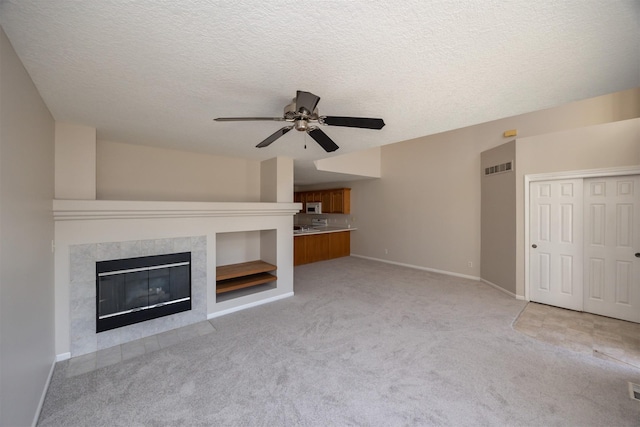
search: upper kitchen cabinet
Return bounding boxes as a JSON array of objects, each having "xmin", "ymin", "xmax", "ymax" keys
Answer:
[
  {"xmin": 330, "ymin": 188, "xmax": 350, "ymax": 214},
  {"xmin": 294, "ymin": 188, "xmax": 351, "ymax": 214}
]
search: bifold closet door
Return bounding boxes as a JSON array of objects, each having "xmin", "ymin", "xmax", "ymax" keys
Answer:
[
  {"xmin": 530, "ymin": 179, "xmax": 584, "ymax": 311},
  {"xmin": 583, "ymin": 176, "xmax": 640, "ymax": 323}
]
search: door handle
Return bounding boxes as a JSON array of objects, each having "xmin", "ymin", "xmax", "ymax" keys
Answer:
[
  {"xmin": 532, "ymin": 244, "xmax": 537, "ymax": 249},
  {"xmin": 636, "ymin": 253, "xmax": 640, "ymax": 258}
]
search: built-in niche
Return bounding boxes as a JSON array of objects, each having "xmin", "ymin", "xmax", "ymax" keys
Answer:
[{"xmin": 215, "ymin": 230, "xmax": 278, "ymax": 302}]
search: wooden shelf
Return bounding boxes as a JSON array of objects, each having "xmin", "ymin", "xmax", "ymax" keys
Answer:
[{"xmin": 216, "ymin": 260, "xmax": 277, "ymax": 294}]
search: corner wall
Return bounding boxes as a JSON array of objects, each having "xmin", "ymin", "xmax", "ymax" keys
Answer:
[
  {"xmin": 0, "ymin": 27, "xmax": 55, "ymax": 426},
  {"xmin": 344, "ymin": 88, "xmax": 639, "ymax": 282},
  {"xmin": 481, "ymin": 142, "xmax": 516, "ymax": 294}
]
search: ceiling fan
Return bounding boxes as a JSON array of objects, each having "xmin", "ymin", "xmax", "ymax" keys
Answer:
[{"xmin": 214, "ymin": 90, "xmax": 385, "ymax": 152}]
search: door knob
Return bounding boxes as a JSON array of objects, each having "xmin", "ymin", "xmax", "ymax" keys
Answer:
[
  {"xmin": 532, "ymin": 244, "xmax": 537, "ymax": 249},
  {"xmin": 636, "ymin": 253, "xmax": 640, "ymax": 258}
]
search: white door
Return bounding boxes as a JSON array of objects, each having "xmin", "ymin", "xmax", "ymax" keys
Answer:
[
  {"xmin": 530, "ymin": 180, "xmax": 584, "ymax": 311},
  {"xmin": 583, "ymin": 176, "xmax": 640, "ymax": 323}
]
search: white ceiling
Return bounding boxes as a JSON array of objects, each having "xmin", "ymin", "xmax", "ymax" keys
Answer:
[{"xmin": 1, "ymin": 1, "xmax": 638, "ymax": 184}]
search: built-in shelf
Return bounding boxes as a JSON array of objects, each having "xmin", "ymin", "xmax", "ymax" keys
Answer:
[{"xmin": 216, "ymin": 260, "xmax": 277, "ymax": 294}]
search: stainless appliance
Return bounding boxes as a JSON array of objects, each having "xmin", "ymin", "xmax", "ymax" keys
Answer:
[{"xmin": 306, "ymin": 202, "xmax": 322, "ymax": 214}]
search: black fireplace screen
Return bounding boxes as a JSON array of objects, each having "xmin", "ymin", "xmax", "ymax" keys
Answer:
[{"xmin": 96, "ymin": 252, "xmax": 191, "ymax": 332}]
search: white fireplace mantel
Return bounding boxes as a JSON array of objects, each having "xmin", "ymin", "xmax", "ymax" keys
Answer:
[
  {"xmin": 53, "ymin": 199, "xmax": 301, "ymax": 221},
  {"xmin": 53, "ymin": 199, "xmax": 300, "ymax": 359}
]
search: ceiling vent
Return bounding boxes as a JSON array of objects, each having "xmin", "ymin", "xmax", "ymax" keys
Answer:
[{"xmin": 484, "ymin": 161, "xmax": 513, "ymax": 176}]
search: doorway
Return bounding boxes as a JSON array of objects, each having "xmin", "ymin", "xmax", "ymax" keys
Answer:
[{"xmin": 529, "ymin": 174, "xmax": 640, "ymax": 323}]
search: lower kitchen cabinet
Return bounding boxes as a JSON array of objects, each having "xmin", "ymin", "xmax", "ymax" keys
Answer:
[{"xmin": 294, "ymin": 231, "xmax": 351, "ymax": 266}]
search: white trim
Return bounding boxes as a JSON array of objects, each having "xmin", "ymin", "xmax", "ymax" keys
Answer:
[
  {"xmin": 32, "ymin": 358, "xmax": 56, "ymax": 427},
  {"xmin": 350, "ymin": 254, "xmax": 481, "ymax": 281},
  {"xmin": 53, "ymin": 199, "xmax": 302, "ymax": 221},
  {"xmin": 523, "ymin": 165, "xmax": 640, "ymax": 303},
  {"xmin": 55, "ymin": 352, "xmax": 71, "ymax": 362},
  {"xmin": 207, "ymin": 292, "xmax": 294, "ymax": 319},
  {"xmin": 480, "ymin": 278, "xmax": 521, "ymax": 299}
]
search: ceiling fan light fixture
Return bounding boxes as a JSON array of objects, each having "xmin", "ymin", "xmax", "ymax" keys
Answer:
[{"xmin": 214, "ymin": 90, "xmax": 385, "ymax": 152}]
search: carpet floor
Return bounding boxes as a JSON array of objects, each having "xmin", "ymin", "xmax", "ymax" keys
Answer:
[{"xmin": 38, "ymin": 257, "xmax": 640, "ymax": 426}]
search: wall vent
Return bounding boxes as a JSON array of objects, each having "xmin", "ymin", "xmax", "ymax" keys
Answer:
[
  {"xmin": 484, "ymin": 161, "xmax": 513, "ymax": 176},
  {"xmin": 629, "ymin": 382, "xmax": 640, "ymax": 402}
]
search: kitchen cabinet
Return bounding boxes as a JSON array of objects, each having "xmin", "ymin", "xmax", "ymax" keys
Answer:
[
  {"xmin": 294, "ymin": 191, "xmax": 305, "ymax": 213},
  {"xmin": 294, "ymin": 188, "xmax": 351, "ymax": 214},
  {"xmin": 294, "ymin": 230, "xmax": 351, "ymax": 266},
  {"xmin": 329, "ymin": 189, "xmax": 350, "ymax": 214}
]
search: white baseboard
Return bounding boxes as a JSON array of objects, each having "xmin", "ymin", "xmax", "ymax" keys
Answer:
[
  {"xmin": 33, "ymin": 357, "xmax": 56, "ymax": 427},
  {"xmin": 480, "ymin": 278, "xmax": 521, "ymax": 299},
  {"xmin": 350, "ymin": 254, "xmax": 481, "ymax": 281},
  {"xmin": 207, "ymin": 292, "xmax": 294, "ymax": 320},
  {"xmin": 55, "ymin": 352, "xmax": 71, "ymax": 362}
]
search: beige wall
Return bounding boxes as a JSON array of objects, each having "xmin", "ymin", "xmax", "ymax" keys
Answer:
[
  {"xmin": 0, "ymin": 27, "xmax": 55, "ymax": 426},
  {"xmin": 481, "ymin": 141, "xmax": 516, "ymax": 294},
  {"xmin": 55, "ymin": 122, "xmax": 96, "ymax": 199},
  {"xmin": 96, "ymin": 140, "xmax": 261, "ymax": 202},
  {"xmin": 514, "ymin": 118, "xmax": 640, "ymax": 297},
  {"xmin": 342, "ymin": 88, "xmax": 640, "ymax": 282}
]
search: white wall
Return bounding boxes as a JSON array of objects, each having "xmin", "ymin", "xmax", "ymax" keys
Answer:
[
  {"xmin": 343, "ymin": 88, "xmax": 640, "ymax": 280},
  {"xmin": 96, "ymin": 140, "xmax": 261, "ymax": 202},
  {"xmin": 0, "ymin": 27, "xmax": 55, "ymax": 426}
]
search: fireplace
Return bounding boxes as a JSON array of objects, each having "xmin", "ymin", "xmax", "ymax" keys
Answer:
[{"xmin": 96, "ymin": 252, "xmax": 191, "ymax": 332}]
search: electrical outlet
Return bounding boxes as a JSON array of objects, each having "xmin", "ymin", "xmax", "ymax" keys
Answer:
[{"xmin": 468, "ymin": 261, "xmax": 473, "ymax": 268}]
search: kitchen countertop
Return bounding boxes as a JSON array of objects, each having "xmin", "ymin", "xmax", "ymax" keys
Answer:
[{"xmin": 293, "ymin": 226, "xmax": 356, "ymax": 236}]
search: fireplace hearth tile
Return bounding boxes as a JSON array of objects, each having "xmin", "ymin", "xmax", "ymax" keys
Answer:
[
  {"xmin": 121, "ymin": 339, "xmax": 146, "ymax": 361},
  {"xmin": 157, "ymin": 330, "xmax": 180, "ymax": 349},
  {"xmin": 143, "ymin": 335, "xmax": 160, "ymax": 353},
  {"xmin": 69, "ymin": 235, "xmax": 207, "ymax": 357},
  {"xmin": 67, "ymin": 352, "xmax": 96, "ymax": 377},
  {"xmin": 96, "ymin": 345, "xmax": 122, "ymax": 369}
]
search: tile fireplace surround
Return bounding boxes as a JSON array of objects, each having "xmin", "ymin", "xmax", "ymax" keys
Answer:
[
  {"xmin": 54, "ymin": 200, "xmax": 298, "ymax": 360},
  {"xmin": 69, "ymin": 236, "xmax": 207, "ymax": 357}
]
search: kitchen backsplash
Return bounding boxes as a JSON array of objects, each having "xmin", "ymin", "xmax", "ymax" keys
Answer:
[{"xmin": 295, "ymin": 213, "xmax": 354, "ymax": 228}]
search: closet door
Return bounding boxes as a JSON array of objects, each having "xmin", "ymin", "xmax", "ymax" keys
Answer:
[
  {"xmin": 530, "ymin": 180, "xmax": 584, "ymax": 311},
  {"xmin": 584, "ymin": 176, "xmax": 640, "ymax": 323}
]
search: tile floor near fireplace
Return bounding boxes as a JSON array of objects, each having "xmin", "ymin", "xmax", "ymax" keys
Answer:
[{"xmin": 66, "ymin": 320, "xmax": 216, "ymax": 377}]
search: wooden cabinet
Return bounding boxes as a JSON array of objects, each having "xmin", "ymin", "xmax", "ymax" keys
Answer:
[
  {"xmin": 328, "ymin": 230, "xmax": 350, "ymax": 258},
  {"xmin": 329, "ymin": 189, "xmax": 350, "ymax": 214},
  {"xmin": 294, "ymin": 188, "xmax": 351, "ymax": 214},
  {"xmin": 294, "ymin": 191, "xmax": 305, "ymax": 213},
  {"xmin": 294, "ymin": 231, "xmax": 351, "ymax": 266},
  {"xmin": 216, "ymin": 260, "xmax": 277, "ymax": 294}
]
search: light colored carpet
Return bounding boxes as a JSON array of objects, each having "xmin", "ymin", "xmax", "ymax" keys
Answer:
[{"xmin": 39, "ymin": 257, "xmax": 640, "ymax": 426}]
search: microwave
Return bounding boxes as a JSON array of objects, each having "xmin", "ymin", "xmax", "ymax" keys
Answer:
[{"xmin": 306, "ymin": 202, "xmax": 322, "ymax": 214}]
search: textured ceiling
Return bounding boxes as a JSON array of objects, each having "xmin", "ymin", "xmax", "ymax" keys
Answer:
[{"xmin": 1, "ymin": 1, "xmax": 639, "ymax": 184}]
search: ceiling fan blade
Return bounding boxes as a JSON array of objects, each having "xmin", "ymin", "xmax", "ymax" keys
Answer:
[
  {"xmin": 256, "ymin": 126, "xmax": 293, "ymax": 148},
  {"xmin": 296, "ymin": 91, "xmax": 320, "ymax": 114},
  {"xmin": 214, "ymin": 117, "xmax": 285, "ymax": 122},
  {"xmin": 321, "ymin": 116, "xmax": 385, "ymax": 130},
  {"xmin": 308, "ymin": 128, "xmax": 339, "ymax": 152}
]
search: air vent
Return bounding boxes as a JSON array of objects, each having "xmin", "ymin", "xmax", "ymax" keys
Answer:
[
  {"xmin": 629, "ymin": 382, "xmax": 640, "ymax": 402},
  {"xmin": 485, "ymin": 161, "xmax": 513, "ymax": 176}
]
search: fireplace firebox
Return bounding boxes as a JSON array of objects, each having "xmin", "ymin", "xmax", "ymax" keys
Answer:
[{"xmin": 96, "ymin": 252, "xmax": 191, "ymax": 332}]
